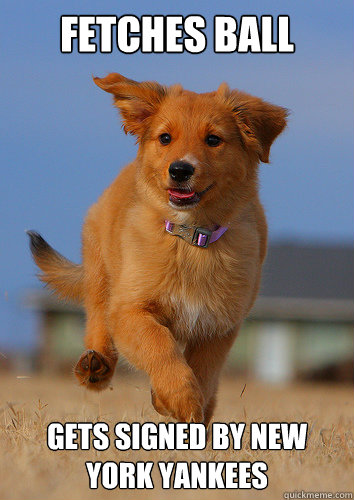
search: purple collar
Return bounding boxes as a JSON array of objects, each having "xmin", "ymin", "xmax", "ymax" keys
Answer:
[{"xmin": 165, "ymin": 220, "xmax": 228, "ymax": 248}]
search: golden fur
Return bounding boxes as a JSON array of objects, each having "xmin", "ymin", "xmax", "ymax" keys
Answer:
[{"xmin": 28, "ymin": 73, "xmax": 287, "ymax": 424}]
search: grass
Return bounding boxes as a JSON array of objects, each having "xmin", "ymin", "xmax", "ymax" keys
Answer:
[{"xmin": 0, "ymin": 372, "xmax": 353, "ymax": 499}]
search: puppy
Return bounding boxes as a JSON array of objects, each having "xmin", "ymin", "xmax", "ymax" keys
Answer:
[{"xmin": 28, "ymin": 73, "xmax": 287, "ymax": 424}]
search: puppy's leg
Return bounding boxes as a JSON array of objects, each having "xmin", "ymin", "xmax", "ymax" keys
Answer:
[
  {"xmin": 74, "ymin": 241, "xmax": 118, "ymax": 391},
  {"xmin": 109, "ymin": 304, "xmax": 204, "ymax": 422},
  {"xmin": 184, "ymin": 328, "xmax": 239, "ymax": 426}
]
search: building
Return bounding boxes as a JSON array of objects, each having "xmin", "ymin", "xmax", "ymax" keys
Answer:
[
  {"xmin": 25, "ymin": 243, "xmax": 354, "ymax": 382},
  {"xmin": 232, "ymin": 243, "xmax": 353, "ymax": 382}
]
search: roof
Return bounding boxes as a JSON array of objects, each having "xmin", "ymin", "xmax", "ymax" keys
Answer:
[{"xmin": 260, "ymin": 243, "xmax": 353, "ymax": 300}]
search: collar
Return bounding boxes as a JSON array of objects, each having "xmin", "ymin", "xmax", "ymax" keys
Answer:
[{"xmin": 165, "ymin": 220, "xmax": 228, "ymax": 248}]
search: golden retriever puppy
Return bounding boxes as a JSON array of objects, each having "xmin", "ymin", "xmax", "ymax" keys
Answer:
[{"xmin": 27, "ymin": 73, "xmax": 287, "ymax": 424}]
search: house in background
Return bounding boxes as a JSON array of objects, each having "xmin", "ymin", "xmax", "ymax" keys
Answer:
[
  {"xmin": 233, "ymin": 244, "xmax": 353, "ymax": 383},
  {"xmin": 25, "ymin": 243, "xmax": 354, "ymax": 383}
]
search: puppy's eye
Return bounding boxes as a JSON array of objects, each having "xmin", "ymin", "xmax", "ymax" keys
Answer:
[
  {"xmin": 159, "ymin": 133, "xmax": 171, "ymax": 145},
  {"xmin": 206, "ymin": 135, "xmax": 222, "ymax": 147}
]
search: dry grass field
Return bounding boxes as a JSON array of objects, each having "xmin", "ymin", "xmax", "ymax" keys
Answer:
[{"xmin": 0, "ymin": 371, "xmax": 353, "ymax": 500}]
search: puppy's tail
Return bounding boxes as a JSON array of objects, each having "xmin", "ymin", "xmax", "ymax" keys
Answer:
[{"xmin": 26, "ymin": 230, "xmax": 84, "ymax": 303}]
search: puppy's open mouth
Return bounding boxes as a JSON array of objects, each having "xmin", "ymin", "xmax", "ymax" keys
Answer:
[{"xmin": 168, "ymin": 185, "xmax": 213, "ymax": 208}]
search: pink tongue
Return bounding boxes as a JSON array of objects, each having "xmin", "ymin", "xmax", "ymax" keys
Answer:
[{"xmin": 168, "ymin": 189, "xmax": 195, "ymax": 199}]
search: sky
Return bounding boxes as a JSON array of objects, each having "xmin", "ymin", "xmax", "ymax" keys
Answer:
[{"xmin": 0, "ymin": 1, "xmax": 353, "ymax": 352}]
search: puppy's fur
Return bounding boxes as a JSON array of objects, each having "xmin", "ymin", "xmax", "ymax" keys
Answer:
[{"xmin": 28, "ymin": 73, "xmax": 287, "ymax": 424}]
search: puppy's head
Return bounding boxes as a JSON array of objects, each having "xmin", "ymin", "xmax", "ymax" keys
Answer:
[{"xmin": 94, "ymin": 73, "xmax": 288, "ymax": 223}]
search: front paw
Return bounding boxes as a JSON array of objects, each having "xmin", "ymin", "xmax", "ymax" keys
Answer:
[
  {"xmin": 74, "ymin": 350, "xmax": 114, "ymax": 391},
  {"xmin": 153, "ymin": 374, "xmax": 205, "ymax": 423},
  {"xmin": 151, "ymin": 390, "xmax": 170, "ymax": 417}
]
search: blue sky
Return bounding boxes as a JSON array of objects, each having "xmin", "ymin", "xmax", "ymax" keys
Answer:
[{"xmin": 1, "ymin": 1, "xmax": 353, "ymax": 352}]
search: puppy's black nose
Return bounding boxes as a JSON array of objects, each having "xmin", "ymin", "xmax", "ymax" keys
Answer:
[{"xmin": 169, "ymin": 161, "xmax": 195, "ymax": 183}]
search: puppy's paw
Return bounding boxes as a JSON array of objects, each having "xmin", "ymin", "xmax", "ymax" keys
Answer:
[
  {"xmin": 174, "ymin": 384, "xmax": 204, "ymax": 423},
  {"xmin": 151, "ymin": 390, "xmax": 170, "ymax": 417},
  {"xmin": 74, "ymin": 350, "xmax": 114, "ymax": 391},
  {"xmin": 154, "ymin": 375, "xmax": 205, "ymax": 423}
]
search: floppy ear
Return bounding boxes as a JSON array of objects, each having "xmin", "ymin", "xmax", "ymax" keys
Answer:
[
  {"xmin": 93, "ymin": 73, "xmax": 167, "ymax": 137},
  {"xmin": 218, "ymin": 84, "xmax": 288, "ymax": 163}
]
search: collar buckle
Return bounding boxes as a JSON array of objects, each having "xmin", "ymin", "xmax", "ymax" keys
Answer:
[{"xmin": 192, "ymin": 227, "xmax": 212, "ymax": 248}]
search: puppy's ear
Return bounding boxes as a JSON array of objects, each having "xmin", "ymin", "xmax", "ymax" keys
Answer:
[
  {"xmin": 218, "ymin": 84, "xmax": 288, "ymax": 163},
  {"xmin": 93, "ymin": 73, "xmax": 167, "ymax": 136}
]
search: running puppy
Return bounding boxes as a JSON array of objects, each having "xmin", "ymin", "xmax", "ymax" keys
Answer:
[{"xmin": 27, "ymin": 73, "xmax": 287, "ymax": 424}]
